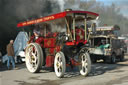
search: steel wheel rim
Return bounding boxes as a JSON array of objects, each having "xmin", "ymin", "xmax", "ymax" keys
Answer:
[
  {"xmin": 26, "ymin": 45, "xmax": 39, "ymax": 72},
  {"xmin": 80, "ymin": 53, "xmax": 88, "ymax": 75},
  {"xmin": 55, "ymin": 53, "xmax": 63, "ymax": 75}
]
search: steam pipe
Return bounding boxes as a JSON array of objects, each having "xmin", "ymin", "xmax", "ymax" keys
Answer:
[
  {"xmin": 73, "ymin": 15, "xmax": 75, "ymax": 40},
  {"xmin": 84, "ymin": 17, "xmax": 87, "ymax": 40}
]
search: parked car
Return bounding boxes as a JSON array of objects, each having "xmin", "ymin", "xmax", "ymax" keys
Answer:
[
  {"xmin": 15, "ymin": 51, "xmax": 25, "ymax": 63},
  {"xmin": 88, "ymin": 26, "xmax": 125, "ymax": 63}
]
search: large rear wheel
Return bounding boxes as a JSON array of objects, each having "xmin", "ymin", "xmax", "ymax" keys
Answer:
[
  {"xmin": 54, "ymin": 51, "xmax": 66, "ymax": 78},
  {"xmin": 25, "ymin": 43, "xmax": 43, "ymax": 73},
  {"xmin": 79, "ymin": 52, "xmax": 91, "ymax": 76}
]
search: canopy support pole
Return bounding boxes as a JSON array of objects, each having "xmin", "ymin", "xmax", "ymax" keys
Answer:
[
  {"xmin": 65, "ymin": 17, "xmax": 73, "ymax": 41},
  {"xmin": 73, "ymin": 17, "xmax": 75, "ymax": 40},
  {"xmin": 84, "ymin": 18, "xmax": 87, "ymax": 40}
]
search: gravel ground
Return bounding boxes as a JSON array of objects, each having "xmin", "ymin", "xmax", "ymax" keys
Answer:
[{"xmin": 1, "ymin": 55, "xmax": 128, "ymax": 85}]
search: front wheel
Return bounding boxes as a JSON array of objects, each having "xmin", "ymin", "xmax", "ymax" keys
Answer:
[
  {"xmin": 25, "ymin": 43, "xmax": 43, "ymax": 73},
  {"xmin": 54, "ymin": 51, "xmax": 66, "ymax": 78},
  {"xmin": 110, "ymin": 54, "xmax": 116, "ymax": 64},
  {"xmin": 79, "ymin": 52, "xmax": 91, "ymax": 76}
]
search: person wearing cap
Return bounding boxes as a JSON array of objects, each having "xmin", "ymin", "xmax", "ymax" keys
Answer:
[
  {"xmin": 33, "ymin": 29, "xmax": 40, "ymax": 40},
  {"xmin": 6, "ymin": 40, "xmax": 16, "ymax": 70},
  {"xmin": 29, "ymin": 28, "xmax": 44, "ymax": 47},
  {"xmin": 29, "ymin": 28, "xmax": 40, "ymax": 43}
]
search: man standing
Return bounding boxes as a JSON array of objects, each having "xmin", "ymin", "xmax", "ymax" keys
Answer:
[{"xmin": 6, "ymin": 40, "xmax": 15, "ymax": 69}]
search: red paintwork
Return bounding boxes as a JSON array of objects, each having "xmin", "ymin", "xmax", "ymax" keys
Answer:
[
  {"xmin": 46, "ymin": 55, "xmax": 54, "ymax": 67},
  {"xmin": 66, "ymin": 41, "xmax": 75, "ymax": 45},
  {"xmin": 45, "ymin": 45, "xmax": 61, "ymax": 67},
  {"xmin": 17, "ymin": 11, "xmax": 99, "ymax": 27},
  {"xmin": 70, "ymin": 58, "xmax": 81, "ymax": 66},
  {"xmin": 46, "ymin": 32, "xmax": 58, "ymax": 37},
  {"xmin": 29, "ymin": 35, "xmax": 44, "ymax": 47},
  {"xmin": 29, "ymin": 35, "xmax": 60, "ymax": 54},
  {"xmin": 49, "ymin": 48, "xmax": 55, "ymax": 55},
  {"xmin": 35, "ymin": 38, "xmax": 44, "ymax": 47},
  {"xmin": 29, "ymin": 35, "xmax": 35, "ymax": 43},
  {"xmin": 75, "ymin": 28, "xmax": 85, "ymax": 41},
  {"xmin": 66, "ymin": 40, "xmax": 87, "ymax": 46},
  {"xmin": 43, "ymin": 38, "xmax": 56, "ymax": 48},
  {"xmin": 66, "ymin": 28, "xmax": 87, "ymax": 46},
  {"xmin": 17, "ymin": 12, "xmax": 66, "ymax": 27},
  {"xmin": 55, "ymin": 46, "xmax": 61, "ymax": 52},
  {"xmin": 66, "ymin": 58, "xmax": 81, "ymax": 67}
]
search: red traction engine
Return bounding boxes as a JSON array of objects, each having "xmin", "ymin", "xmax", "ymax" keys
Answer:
[{"xmin": 17, "ymin": 9, "xmax": 99, "ymax": 78}]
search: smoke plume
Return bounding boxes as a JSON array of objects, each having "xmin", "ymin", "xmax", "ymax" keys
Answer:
[
  {"xmin": 3, "ymin": 0, "xmax": 61, "ymax": 20},
  {"xmin": 57, "ymin": 0, "xmax": 65, "ymax": 12}
]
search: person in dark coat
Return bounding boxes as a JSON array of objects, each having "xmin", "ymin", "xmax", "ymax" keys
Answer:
[{"xmin": 6, "ymin": 40, "xmax": 15, "ymax": 69}]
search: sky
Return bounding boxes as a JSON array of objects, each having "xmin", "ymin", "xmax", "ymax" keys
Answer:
[{"xmin": 96, "ymin": 0, "xmax": 128, "ymax": 18}]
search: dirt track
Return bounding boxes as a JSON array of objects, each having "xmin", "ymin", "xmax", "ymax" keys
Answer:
[{"xmin": 1, "ymin": 55, "xmax": 128, "ymax": 85}]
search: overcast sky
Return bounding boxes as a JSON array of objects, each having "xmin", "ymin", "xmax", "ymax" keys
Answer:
[{"xmin": 96, "ymin": 0, "xmax": 128, "ymax": 18}]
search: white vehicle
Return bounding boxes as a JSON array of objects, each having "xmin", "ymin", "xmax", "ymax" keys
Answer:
[
  {"xmin": 89, "ymin": 26, "xmax": 125, "ymax": 63},
  {"xmin": 15, "ymin": 51, "xmax": 25, "ymax": 63}
]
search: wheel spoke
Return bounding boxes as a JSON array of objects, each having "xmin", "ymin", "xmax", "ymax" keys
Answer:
[
  {"xmin": 57, "ymin": 68, "xmax": 59, "ymax": 72},
  {"xmin": 28, "ymin": 46, "xmax": 36, "ymax": 67},
  {"xmin": 79, "ymin": 53, "xmax": 89, "ymax": 75},
  {"xmin": 79, "ymin": 52, "xmax": 91, "ymax": 76},
  {"xmin": 59, "ymin": 67, "xmax": 62, "ymax": 72},
  {"xmin": 56, "ymin": 58, "xmax": 62, "ymax": 73},
  {"xmin": 82, "ymin": 61, "xmax": 84, "ymax": 66},
  {"xmin": 58, "ymin": 55, "xmax": 62, "ymax": 62},
  {"xmin": 56, "ymin": 62, "xmax": 59, "ymax": 68},
  {"xmin": 82, "ymin": 55, "xmax": 85, "ymax": 61},
  {"xmin": 31, "ymin": 49, "xmax": 38, "ymax": 63},
  {"xmin": 28, "ymin": 46, "xmax": 33, "ymax": 52},
  {"xmin": 54, "ymin": 52, "xmax": 66, "ymax": 78},
  {"xmin": 82, "ymin": 66, "xmax": 85, "ymax": 72},
  {"xmin": 25, "ymin": 43, "xmax": 43, "ymax": 73},
  {"xmin": 31, "ymin": 59, "xmax": 36, "ymax": 63},
  {"xmin": 84, "ymin": 62, "xmax": 88, "ymax": 66},
  {"xmin": 57, "ymin": 57, "xmax": 59, "ymax": 61},
  {"xmin": 60, "ymin": 62, "xmax": 63, "ymax": 66}
]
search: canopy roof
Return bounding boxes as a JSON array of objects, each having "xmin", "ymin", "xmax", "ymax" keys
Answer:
[
  {"xmin": 17, "ymin": 10, "xmax": 99, "ymax": 27},
  {"xmin": 96, "ymin": 26, "xmax": 114, "ymax": 31}
]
